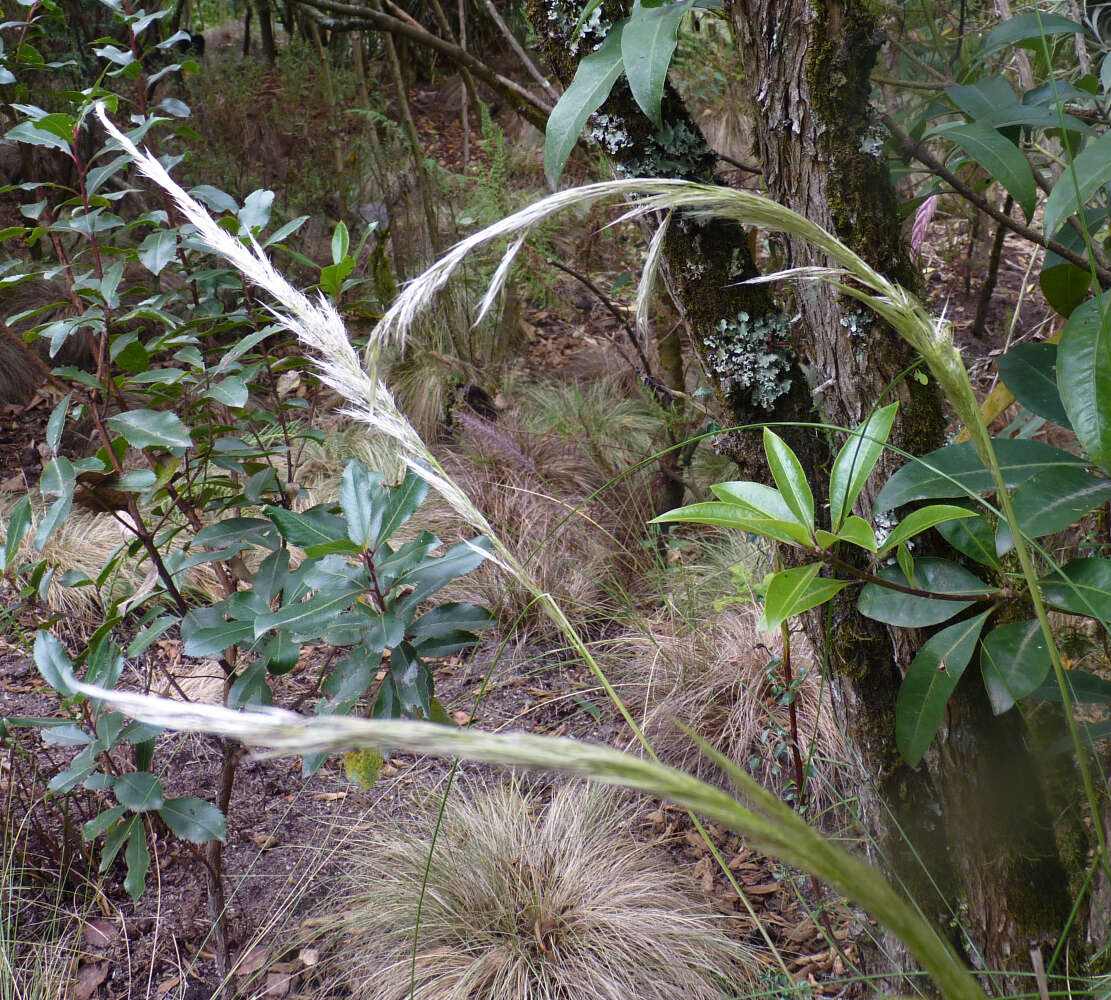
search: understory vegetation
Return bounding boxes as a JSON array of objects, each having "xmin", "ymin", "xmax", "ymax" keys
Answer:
[{"xmin": 3, "ymin": 2, "xmax": 1111, "ymax": 999}]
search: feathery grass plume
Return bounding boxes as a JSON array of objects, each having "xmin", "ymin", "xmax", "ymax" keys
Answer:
[
  {"xmin": 606, "ymin": 607, "xmax": 848, "ymax": 823},
  {"xmin": 306, "ymin": 779, "xmax": 760, "ymax": 1000},
  {"xmin": 68, "ymin": 679, "xmax": 987, "ymax": 1000}
]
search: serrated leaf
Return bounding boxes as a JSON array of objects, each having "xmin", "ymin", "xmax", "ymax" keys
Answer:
[
  {"xmin": 114, "ymin": 772, "xmax": 164, "ymax": 811},
  {"xmin": 998, "ymin": 342, "xmax": 1070, "ymax": 427},
  {"xmin": 829, "ymin": 404, "xmax": 897, "ymax": 531},
  {"xmin": 763, "ymin": 427, "xmax": 814, "ymax": 532},
  {"xmin": 874, "ymin": 439, "xmax": 1086, "ymax": 512},
  {"xmin": 996, "ymin": 466, "xmax": 1111, "ymax": 554},
  {"xmin": 878, "ymin": 505, "xmax": 978, "ymax": 555},
  {"xmin": 759, "ymin": 564, "xmax": 849, "ymax": 634},
  {"xmin": 544, "ymin": 25, "xmax": 626, "ymax": 188},
  {"xmin": 980, "ymin": 619, "xmax": 1053, "ymax": 714},
  {"xmin": 159, "ymin": 797, "xmax": 226, "ymax": 842},
  {"xmin": 896, "ymin": 611, "xmax": 990, "ymax": 766},
  {"xmin": 858, "ymin": 557, "xmax": 987, "ymax": 627},
  {"xmin": 1057, "ymin": 294, "xmax": 1111, "ymax": 470},
  {"xmin": 1045, "ymin": 130, "xmax": 1111, "ymax": 238},
  {"xmin": 622, "ymin": 0, "xmax": 692, "ymax": 128}
]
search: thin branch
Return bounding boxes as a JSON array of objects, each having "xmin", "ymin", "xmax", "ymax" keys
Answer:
[
  {"xmin": 479, "ymin": 0, "xmax": 560, "ymax": 103},
  {"xmin": 884, "ymin": 114, "xmax": 1111, "ymax": 287}
]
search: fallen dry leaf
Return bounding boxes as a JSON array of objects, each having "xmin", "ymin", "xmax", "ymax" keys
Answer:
[
  {"xmin": 81, "ymin": 918, "xmax": 118, "ymax": 949},
  {"xmin": 156, "ymin": 977, "xmax": 180, "ymax": 996},
  {"xmin": 233, "ymin": 944, "xmax": 268, "ymax": 977},
  {"xmin": 72, "ymin": 961, "xmax": 108, "ymax": 1000},
  {"xmin": 298, "ymin": 947, "xmax": 319, "ymax": 967}
]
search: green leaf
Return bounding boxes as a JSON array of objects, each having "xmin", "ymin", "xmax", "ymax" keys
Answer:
[
  {"xmin": 124, "ymin": 824, "xmax": 150, "ymax": 899},
  {"xmin": 936, "ymin": 512, "xmax": 1000, "ymax": 568},
  {"xmin": 181, "ymin": 612, "xmax": 255, "ymax": 658},
  {"xmin": 395, "ymin": 537, "xmax": 493, "ymax": 609},
  {"xmin": 100, "ymin": 815, "xmax": 136, "ymax": 872},
  {"xmin": 996, "ymin": 467, "xmax": 1111, "ymax": 554},
  {"xmin": 344, "ymin": 747, "xmax": 384, "ymax": 789},
  {"xmin": 107, "ymin": 409, "xmax": 192, "ymax": 450},
  {"xmin": 1057, "ymin": 294, "xmax": 1111, "ymax": 470},
  {"xmin": 980, "ymin": 619, "xmax": 1053, "ymax": 714},
  {"xmin": 255, "ymin": 584, "xmax": 365, "ymax": 641},
  {"xmin": 833, "ymin": 516, "xmax": 878, "ymax": 551},
  {"xmin": 83, "ymin": 804, "xmax": 127, "ymax": 841},
  {"xmin": 858, "ymin": 558, "xmax": 987, "ymax": 627},
  {"xmin": 622, "ymin": 0, "xmax": 692, "ymax": 128},
  {"xmin": 45, "ymin": 393, "xmax": 70, "ymax": 455},
  {"xmin": 33, "ymin": 631, "xmax": 77, "ymax": 697},
  {"xmin": 650, "ymin": 502, "xmax": 813, "ymax": 546},
  {"xmin": 389, "ymin": 641, "xmax": 433, "ymax": 717},
  {"xmin": 138, "ymin": 229, "xmax": 177, "ymax": 275},
  {"xmin": 340, "ymin": 460, "xmax": 384, "ymax": 548},
  {"xmin": 113, "ymin": 772, "xmax": 164, "ymax": 811},
  {"xmin": 710, "ymin": 481, "xmax": 799, "ymax": 521},
  {"xmin": 829, "ymin": 404, "xmax": 897, "ymax": 531},
  {"xmin": 4, "ymin": 495, "xmax": 32, "ymax": 570},
  {"xmin": 978, "ymin": 12, "xmax": 1087, "ymax": 59},
  {"xmin": 1041, "ymin": 557, "xmax": 1111, "ymax": 619},
  {"xmin": 259, "ymin": 630, "xmax": 300, "ymax": 675},
  {"xmin": 544, "ymin": 24, "xmax": 626, "ymax": 188},
  {"xmin": 206, "ymin": 377, "xmax": 249, "ymax": 408},
  {"xmin": 874, "ymin": 439, "xmax": 1086, "ymax": 512},
  {"xmin": 1040, "ymin": 252, "xmax": 1091, "ymax": 319},
  {"xmin": 6, "ymin": 119, "xmax": 70, "ymax": 152},
  {"xmin": 158, "ymin": 797, "xmax": 226, "ymax": 843},
  {"xmin": 321, "ymin": 646, "xmax": 379, "ymax": 712},
  {"xmin": 1029, "ymin": 668, "xmax": 1111, "ymax": 703},
  {"xmin": 896, "ymin": 611, "xmax": 990, "ymax": 766},
  {"xmin": 378, "ymin": 468, "xmax": 430, "ymax": 544},
  {"xmin": 878, "ymin": 505, "xmax": 978, "ymax": 555},
  {"xmin": 763, "ymin": 428, "xmax": 815, "ymax": 533},
  {"xmin": 997, "ymin": 342, "xmax": 1071, "ymax": 428},
  {"xmin": 238, "ymin": 188, "xmax": 275, "ymax": 233},
  {"xmin": 331, "ymin": 220, "xmax": 350, "ymax": 264},
  {"xmin": 264, "ymin": 505, "xmax": 347, "ymax": 547},
  {"xmin": 1044, "ymin": 130, "xmax": 1111, "ymax": 238},
  {"xmin": 942, "ymin": 121, "xmax": 1036, "ymax": 222},
  {"xmin": 759, "ymin": 564, "xmax": 849, "ymax": 634}
]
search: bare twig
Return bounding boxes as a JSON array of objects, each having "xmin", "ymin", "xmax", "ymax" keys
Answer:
[{"xmin": 479, "ymin": 0, "xmax": 560, "ymax": 103}]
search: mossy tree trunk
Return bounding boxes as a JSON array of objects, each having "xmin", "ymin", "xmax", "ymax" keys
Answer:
[{"xmin": 523, "ymin": 0, "xmax": 1093, "ymax": 990}]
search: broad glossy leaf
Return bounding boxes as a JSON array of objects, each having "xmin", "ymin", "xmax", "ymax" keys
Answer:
[
  {"xmin": 340, "ymin": 460, "xmax": 384, "ymax": 548},
  {"xmin": 99, "ymin": 815, "xmax": 136, "ymax": 872},
  {"xmin": 896, "ymin": 611, "xmax": 990, "ymax": 766},
  {"xmin": 1045, "ymin": 130, "xmax": 1111, "ymax": 238},
  {"xmin": 1057, "ymin": 294, "xmax": 1111, "ymax": 470},
  {"xmin": 114, "ymin": 772, "xmax": 164, "ymax": 811},
  {"xmin": 877, "ymin": 505, "xmax": 978, "ymax": 555},
  {"xmin": 238, "ymin": 188, "xmax": 275, "ymax": 233},
  {"xmin": 997, "ymin": 342, "xmax": 1070, "ymax": 427},
  {"xmin": 980, "ymin": 619, "xmax": 1052, "ymax": 713},
  {"xmin": 253, "ymin": 583, "xmax": 365, "ymax": 641},
  {"xmin": 264, "ymin": 504, "xmax": 347, "ymax": 547},
  {"xmin": 622, "ymin": 0, "xmax": 692, "ymax": 128},
  {"xmin": 83, "ymin": 804, "xmax": 127, "ymax": 841},
  {"xmin": 829, "ymin": 404, "xmax": 897, "ymax": 531},
  {"xmin": 181, "ymin": 612, "xmax": 254, "ymax": 658},
  {"xmin": 651, "ymin": 502, "xmax": 813, "ymax": 546},
  {"xmin": 5, "ymin": 494, "xmax": 31, "ymax": 570},
  {"xmin": 874, "ymin": 439, "xmax": 1086, "ymax": 512},
  {"xmin": 996, "ymin": 466, "xmax": 1111, "ymax": 554},
  {"xmin": 978, "ymin": 12, "xmax": 1087, "ymax": 59},
  {"xmin": 321, "ymin": 647, "xmax": 379, "ymax": 712},
  {"xmin": 193, "ymin": 517, "xmax": 279, "ymax": 553},
  {"xmin": 858, "ymin": 558, "xmax": 988, "ymax": 627},
  {"xmin": 378, "ymin": 467, "xmax": 430, "ymax": 544},
  {"xmin": 390, "ymin": 642, "xmax": 432, "ymax": 717},
  {"xmin": 138, "ymin": 228, "xmax": 176, "ymax": 275},
  {"xmin": 942, "ymin": 121, "xmax": 1036, "ymax": 221},
  {"xmin": 1040, "ymin": 252, "xmax": 1090, "ymax": 319},
  {"xmin": 107, "ymin": 409, "xmax": 192, "ymax": 450},
  {"xmin": 395, "ymin": 537, "xmax": 492, "ymax": 610},
  {"xmin": 259, "ymin": 630, "xmax": 299, "ymax": 675},
  {"xmin": 710, "ymin": 481, "xmax": 799, "ymax": 522},
  {"xmin": 759, "ymin": 564, "xmax": 849, "ymax": 634},
  {"xmin": 544, "ymin": 25, "xmax": 625, "ymax": 187},
  {"xmin": 936, "ymin": 511, "xmax": 1000, "ymax": 568},
  {"xmin": 227, "ymin": 659, "xmax": 273, "ymax": 708},
  {"xmin": 159, "ymin": 797, "xmax": 226, "ymax": 843},
  {"xmin": 763, "ymin": 427, "xmax": 815, "ymax": 532},
  {"xmin": 1041, "ymin": 557, "xmax": 1111, "ymax": 619},
  {"xmin": 835, "ymin": 515, "xmax": 878, "ymax": 552},
  {"xmin": 1030, "ymin": 668, "xmax": 1111, "ymax": 703}
]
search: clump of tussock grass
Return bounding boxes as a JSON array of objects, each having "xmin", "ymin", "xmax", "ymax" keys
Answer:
[
  {"xmin": 305, "ymin": 779, "xmax": 761, "ymax": 1000},
  {"xmin": 605, "ymin": 606, "xmax": 849, "ymax": 824},
  {"xmin": 437, "ymin": 404, "xmax": 656, "ymax": 634}
]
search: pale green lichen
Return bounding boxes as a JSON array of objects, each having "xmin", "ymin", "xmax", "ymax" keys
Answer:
[{"xmin": 703, "ymin": 309, "xmax": 792, "ymax": 410}]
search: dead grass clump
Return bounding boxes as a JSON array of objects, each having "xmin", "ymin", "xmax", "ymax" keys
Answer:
[
  {"xmin": 607, "ymin": 607, "xmax": 849, "ymax": 823},
  {"xmin": 437, "ymin": 407, "xmax": 655, "ymax": 634},
  {"xmin": 307, "ymin": 780, "xmax": 760, "ymax": 1000}
]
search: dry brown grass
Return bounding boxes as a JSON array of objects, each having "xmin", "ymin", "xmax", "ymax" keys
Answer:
[
  {"xmin": 304, "ymin": 779, "xmax": 760, "ymax": 1000},
  {"xmin": 603, "ymin": 606, "xmax": 850, "ymax": 825}
]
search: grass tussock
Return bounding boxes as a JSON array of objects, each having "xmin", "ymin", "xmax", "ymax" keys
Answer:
[
  {"xmin": 437, "ymin": 402, "xmax": 656, "ymax": 634},
  {"xmin": 306, "ymin": 779, "xmax": 760, "ymax": 1000},
  {"xmin": 606, "ymin": 606, "xmax": 849, "ymax": 822}
]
